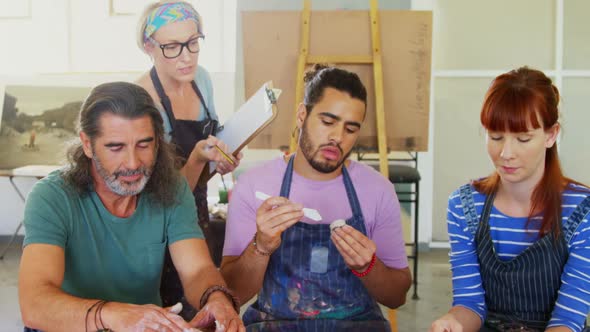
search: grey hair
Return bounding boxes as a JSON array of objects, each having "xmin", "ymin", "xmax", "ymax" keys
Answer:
[{"xmin": 61, "ymin": 81, "xmax": 182, "ymax": 207}]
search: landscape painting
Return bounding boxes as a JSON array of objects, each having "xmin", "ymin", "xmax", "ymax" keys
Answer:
[{"xmin": 0, "ymin": 85, "xmax": 91, "ymax": 169}]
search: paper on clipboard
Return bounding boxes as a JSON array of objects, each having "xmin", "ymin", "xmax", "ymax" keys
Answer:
[{"xmin": 209, "ymin": 81, "xmax": 280, "ymax": 173}]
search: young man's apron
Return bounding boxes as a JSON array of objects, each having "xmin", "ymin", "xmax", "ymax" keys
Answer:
[{"xmin": 243, "ymin": 155, "xmax": 386, "ymax": 325}]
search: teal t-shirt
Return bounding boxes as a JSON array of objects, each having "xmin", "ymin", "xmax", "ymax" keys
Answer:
[{"xmin": 23, "ymin": 170, "xmax": 204, "ymax": 305}]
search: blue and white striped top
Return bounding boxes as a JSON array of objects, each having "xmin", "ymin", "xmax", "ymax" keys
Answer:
[{"xmin": 447, "ymin": 183, "xmax": 590, "ymax": 332}]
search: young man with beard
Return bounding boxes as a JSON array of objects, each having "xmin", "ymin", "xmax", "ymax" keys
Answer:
[
  {"xmin": 18, "ymin": 82, "xmax": 244, "ymax": 332},
  {"xmin": 221, "ymin": 65, "xmax": 411, "ymax": 326}
]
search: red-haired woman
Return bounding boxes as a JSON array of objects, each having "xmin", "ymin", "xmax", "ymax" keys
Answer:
[{"xmin": 431, "ymin": 67, "xmax": 590, "ymax": 332}]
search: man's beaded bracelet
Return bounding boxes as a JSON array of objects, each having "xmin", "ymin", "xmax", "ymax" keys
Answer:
[
  {"xmin": 350, "ymin": 253, "xmax": 376, "ymax": 277},
  {"xmin": 199, "ymin": 285, "xmax": 241, "ymax": 314}
]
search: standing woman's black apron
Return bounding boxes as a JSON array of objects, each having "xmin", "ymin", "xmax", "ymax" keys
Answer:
[{"xmin": 150, "ymin": 67, "xmax": 218, "ymax": 319}]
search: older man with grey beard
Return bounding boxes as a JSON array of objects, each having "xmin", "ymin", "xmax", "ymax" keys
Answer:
[{"xmin": 18, "ymin": 82, "xmax": 244, "ymax": 332}]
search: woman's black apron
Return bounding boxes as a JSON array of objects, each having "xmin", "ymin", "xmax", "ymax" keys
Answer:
[{"xmin": 150, "ymin": 67, "xmax": 218, "ymax": 320}]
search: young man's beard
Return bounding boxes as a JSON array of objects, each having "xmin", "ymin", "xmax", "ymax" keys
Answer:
[{"xmin": 299, "ymin": 122, "xmax": 352, "ymax": 174}]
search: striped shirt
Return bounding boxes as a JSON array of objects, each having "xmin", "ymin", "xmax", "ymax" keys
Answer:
[{"xmin": 447, "ymin": 183, "xmax": 590, "ymax": 332}]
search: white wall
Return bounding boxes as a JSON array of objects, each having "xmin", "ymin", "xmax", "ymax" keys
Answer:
[{"xmin": 427, "ymin": 0, "xmax": 590, "ymax": 245}]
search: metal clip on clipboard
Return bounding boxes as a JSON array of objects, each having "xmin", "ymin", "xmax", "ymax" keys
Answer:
[
  {"xmin": 265, "ymin": 87, "xmax": 278, "ymax": 104},
  {"xmin": 208, "ymin": 82, "xmax": 280, "ymax": 174}
]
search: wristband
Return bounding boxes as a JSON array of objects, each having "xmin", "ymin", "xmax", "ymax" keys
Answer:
[
  {"xmin": 199, "ymin": 285, "xmax": 241, "ymax": 314},
  {"xmin": 252, "ymin": 232, "xmax": 278, "ymax": 256},
  {"xmin": 351, "ymin": 253, "xmax": 376, "ymax": 277},
  {"xmin": 85, "ymin": 300, "xmax": 106, "ymax": 332}
]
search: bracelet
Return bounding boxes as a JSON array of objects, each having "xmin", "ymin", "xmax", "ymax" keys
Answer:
[
  {"xmin": 96, "ymin": 300, "xmax": 112, "ymax": 331},
  {"xmin": 350, "ymin": 254, "xmax": 376, "ymax": 278},
  {"xmin": 199, "ymin": 285, "xmax": 241, "ymax": 314},
  {"xmin": 85, "ymin": 300, "xmax": 105, "ymax": 332},
  {"xmin": 251, "ymin": 232, "xmax": 277, "ymax": 256}
]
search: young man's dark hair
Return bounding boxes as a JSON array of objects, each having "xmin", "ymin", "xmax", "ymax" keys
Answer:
[{"xmin": 303, "ymin": 64, "xmax": 368, "ymax": 115}]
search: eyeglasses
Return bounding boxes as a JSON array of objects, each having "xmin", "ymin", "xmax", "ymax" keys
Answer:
[{"xmin": 149, "ymin": 35, "xmax": 205, "ymax": 59}]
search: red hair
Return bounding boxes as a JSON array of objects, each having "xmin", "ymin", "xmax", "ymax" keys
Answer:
[{"xmin": 474, "ymin": 67, "xmax": 583, "ymax": 237}]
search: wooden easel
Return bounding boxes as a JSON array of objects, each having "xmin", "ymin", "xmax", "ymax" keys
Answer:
[
  {"xmin": 289, "ymin": 0, "xmax": 390, "ymax": 179},
  {"xmin": 289, "ymin": 2, "xmax": 397, "ymax": 330}
]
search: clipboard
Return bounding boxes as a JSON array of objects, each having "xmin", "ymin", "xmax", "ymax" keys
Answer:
[{"xmin": 209, "ymin": 81, "xmax": 280, "ymax": 173}]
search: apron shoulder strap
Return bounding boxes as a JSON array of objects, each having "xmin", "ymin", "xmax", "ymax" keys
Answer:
[
  {"xmin": 279, "ymin": 155, "xmax": 295, "ymax": 198},
  {"xmin": 191, "ymin": 81, "xmax": 212, "ymax": 120},
  {"xmin": 459, "ymin": 184, "xmax": 480, "ymax": 236},
  {"xmin": 150, "ymin": 67, "xmax": 177, "ymax": 134},
  {"xmin": 562, "ymin": 195, "xmax": 590, "ymax": 243}
]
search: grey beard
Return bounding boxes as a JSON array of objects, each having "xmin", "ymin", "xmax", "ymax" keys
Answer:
[{"xmin": 92, "ymin": 155, "xmax": 151, "ymax": 196}]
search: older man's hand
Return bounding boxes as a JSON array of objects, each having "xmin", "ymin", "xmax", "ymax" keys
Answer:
[
  {"xmin": 101, "ymin": 302, "xmax": 192, "ymax": 332},
  {"xmin": 190, "ymin": 292, "xmax": 245, "ymax": 332}
]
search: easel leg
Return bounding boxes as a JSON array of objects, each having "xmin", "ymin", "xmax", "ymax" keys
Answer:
[
  {"xmin": 0, "ymin": 176, "xmax": 26, "ymax": 259},
  {"xmin": 388, "ymin": 309, "xmax": 398, "ymax": 332},
  {"xmin": 0, "ymin": 222, "xmax": 23, "ymax": 260}
]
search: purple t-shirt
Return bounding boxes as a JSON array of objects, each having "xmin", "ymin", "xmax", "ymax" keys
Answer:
[{"xmin": 223, "ymin": 157, "xmax": 409, "ymax": 269}]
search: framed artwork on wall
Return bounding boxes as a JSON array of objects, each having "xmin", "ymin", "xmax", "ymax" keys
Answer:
[{"xmin": 0, "ymin": 84, "xmax": 91, "ymax": 170}]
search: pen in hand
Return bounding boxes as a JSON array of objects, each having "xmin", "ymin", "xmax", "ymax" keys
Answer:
[{"xmin": 212, "ymin": 145, "xmax": 236, "ymax": 166}]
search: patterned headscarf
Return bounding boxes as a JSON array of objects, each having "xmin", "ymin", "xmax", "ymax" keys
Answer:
[{"xmin": 144, "ymin": 2, "xmax": 201, "ymax": 42}]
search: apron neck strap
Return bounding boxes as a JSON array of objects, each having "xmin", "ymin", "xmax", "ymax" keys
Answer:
[
  {"xmin": 149, "ymin": 67, "xmax": 214, "ymax": 132},
  {"xmin": 150, "ymin": 67, "xmax": 177, "ymax": 133},
  {"xmin": 279, "ymin": 155, "xmax": 363, "ymax": 219},
  {"xmin": 481, "ymin": 190, "xmax": 496, "ymax": 226},
  {"xmin": 190, "ymin": 80, "xmax": 212, "ymax": 120}
]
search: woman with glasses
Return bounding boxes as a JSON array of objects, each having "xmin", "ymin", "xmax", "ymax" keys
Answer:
[
  {"xmin": 430, "ymin": 67, "xmax": 590, "ymax": 332},
  {"xmin": 136, "ymin": 1, "xmax": 241, "ymax": 320}
]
